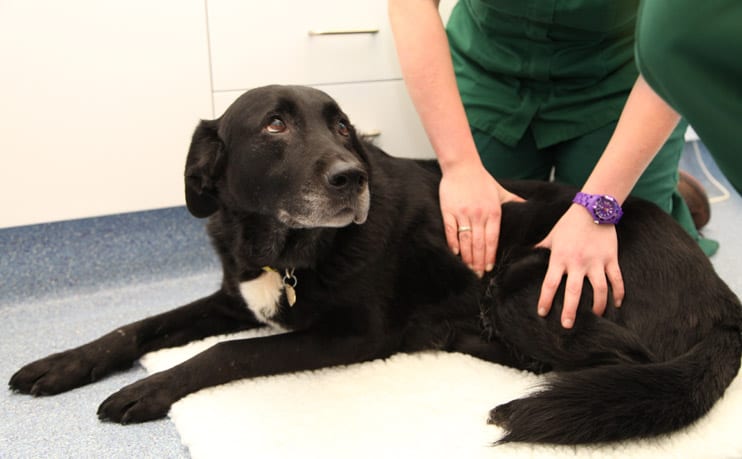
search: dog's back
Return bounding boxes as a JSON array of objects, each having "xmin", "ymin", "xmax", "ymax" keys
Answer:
[{"xmin": 476, "ymin": 179, "xmax": 742, "ymax": 443}]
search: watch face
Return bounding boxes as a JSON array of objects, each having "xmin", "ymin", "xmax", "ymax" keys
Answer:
[{"xmin": 593, "ymin": 196, "xmax": 620, "ymax": 221}]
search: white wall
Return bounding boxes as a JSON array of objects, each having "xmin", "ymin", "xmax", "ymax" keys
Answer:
[
  {"xmin": 0, "ymin": 0, "xmax": 458, "ymax": 229},
  {"xmin": 0, "ymin": 0, "xmax": 213, "ymax": 228}
]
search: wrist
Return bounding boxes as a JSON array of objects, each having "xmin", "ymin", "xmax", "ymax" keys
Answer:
[
  {"xmin": 438, "ymin": 150, "xmax": 484, "ymax": 175},
  {"xmin": 572, "ymin": 192, "xmax": 623, "ymax": 225}
]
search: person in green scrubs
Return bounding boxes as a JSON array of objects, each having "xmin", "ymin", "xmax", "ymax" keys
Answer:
[
  {"xmin": 388, "ymin": 0, "xmax": 718, "ymax": 329},
  {"xmin": 445, "ymin": 0, "xmax": 705, "ymax": 254},
  {"xmin": 636, "ymin": 0, "xmax": 742, "ymax": 195}
]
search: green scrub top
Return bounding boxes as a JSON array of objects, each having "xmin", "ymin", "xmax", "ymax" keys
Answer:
[
  {"xmin": 447, "ymin": 0, "xmax": 640, "ymax": 149},
  {"xmin": 636, "ymin": 0, "xmax": 742, "ymax": 195}
]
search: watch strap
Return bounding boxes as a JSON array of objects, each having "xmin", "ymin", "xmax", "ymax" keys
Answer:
[{"xmin": 572, "ymin": 192, "xmax": 623, "ymax": 225}]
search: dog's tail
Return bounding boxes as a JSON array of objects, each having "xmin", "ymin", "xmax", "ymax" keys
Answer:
[{"xmin": 490, "ymin": 323, "xmax": 742, "ymax": 444}]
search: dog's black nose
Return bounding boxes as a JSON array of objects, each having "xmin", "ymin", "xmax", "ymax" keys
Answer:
[{"xmin": 326, "ymin": 162, "xmax": 368, "ymax": 193}]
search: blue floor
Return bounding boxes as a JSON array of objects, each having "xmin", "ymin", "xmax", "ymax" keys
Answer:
[
  {"xmin": 1, "ymin": 142, "xmax": 740, "ymax": 458},
  {"xmin": 1, "ymin": 208, "xmax": 220, "ymax": 458},
  {"xmin": 0, "ymin": 206, "xmax": 219, "ymax": 307},
  {"xmin": 678, "ymin": 142, "xmax": 742, "ymax": 295}
]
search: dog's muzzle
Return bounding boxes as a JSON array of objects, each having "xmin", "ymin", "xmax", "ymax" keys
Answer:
[
  {"xmin": 325, "ymin": 161, "xmax": 370, "ymax": 224},
  {"xmin": 277, "ymin": 160, "xmax": 370, "ymax": 228},
  {"xmin": 325, "ymin": 161, "xmax": 368, "ymax": 196},
  {"xmin": 326, "ymin": 161, "xmax": 370, "ymax": 224}
]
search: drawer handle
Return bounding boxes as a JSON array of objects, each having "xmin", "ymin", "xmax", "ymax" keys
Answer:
[{"xmin": 308, "ymin": 28, "xmax": 379, "ymax": 36}]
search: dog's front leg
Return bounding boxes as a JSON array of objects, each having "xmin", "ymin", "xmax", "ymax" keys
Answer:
[
  {"xmin": 10, "ymin": 289, "xmax": 260, "ymax": 396},
  {"xmin": 97, "ymin": 330, "xmax": 389, "ymax": 423}
]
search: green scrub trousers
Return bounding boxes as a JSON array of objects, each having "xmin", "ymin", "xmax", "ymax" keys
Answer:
[
  {"xmin": 446, "ymin": 0, "xmax": 717, "ymax": 255},
  {"xmin": 471, "ymin": 122, "xmax": 718, "ymax": 256}
]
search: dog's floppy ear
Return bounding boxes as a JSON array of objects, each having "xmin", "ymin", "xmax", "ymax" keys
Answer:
[{"xmin": 184, "ymin": 119, "xmax": 225, "ymax": 218}]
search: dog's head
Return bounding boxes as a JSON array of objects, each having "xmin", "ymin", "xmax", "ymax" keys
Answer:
[{"xmin": 184, "ymin": 85, "xmax": 370, "ymax": 228}]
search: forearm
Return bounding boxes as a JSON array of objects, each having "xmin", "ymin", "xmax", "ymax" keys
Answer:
[
  {"xmin": 388, "ymin": 0, "xmax": 481, "ymax": 173},
  {"xmin": 540, "ymin": 76, "xmax": 678, "ymax": 325},
  {"xmin": 581, "ymin": 75, "xmax": 681, "ymax": 202}
]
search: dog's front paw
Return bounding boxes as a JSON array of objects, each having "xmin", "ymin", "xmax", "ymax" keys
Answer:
[
  {"xmin": 98, "ymin": 374, "xmax": 175, "ymax": 424},
  {"xmin": 10, "ymin": 350, "xmax": 109, "ymax": 396}
]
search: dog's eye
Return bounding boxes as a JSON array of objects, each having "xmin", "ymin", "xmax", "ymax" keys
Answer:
[
  {"xmin": 265, "ymin": 117, "xmax": 286, "ymax": 134},
  {"xmin": 337, "ymin": 121, "xmax": 350, "ymax": 137}
]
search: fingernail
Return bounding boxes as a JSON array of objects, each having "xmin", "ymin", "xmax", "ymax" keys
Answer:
[
  {"xmin": 537, "ymin": 308, "xmax": 547, "ymax": 317},
  {"xmin": 486, "ymin": 264, "xmax": 494, "ymax": 272},
  {"xmin": 562, "ymin": 318, "xmax": 574, "ymax": 328},
  {"xmin": 452, "ymin": 247, "xmax": 459, "ymax": 256},
  {"xmin": 476, "ymin": 271, "xmax": 484, "ymax": 278},
  {"xmin": 468, "ymin": 264, "xmax": 474, "ymax": 271}
]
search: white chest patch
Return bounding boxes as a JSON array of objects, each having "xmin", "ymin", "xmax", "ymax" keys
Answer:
[{"xmin": 239, "ymin": 270, "xmax": 283, "ymax": 324}]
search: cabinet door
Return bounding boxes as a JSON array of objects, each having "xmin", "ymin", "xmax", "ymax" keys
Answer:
[
  {"xmin": 213, "ymin": 81, "xmax": 435, "ymax": 160},
  {"xmin": 0, "ymin": 0, "xmax": 213, "ymax": 227},
  {"xmin": 207, "ymin": 0, "xmax": 402, "ymax": 91}
]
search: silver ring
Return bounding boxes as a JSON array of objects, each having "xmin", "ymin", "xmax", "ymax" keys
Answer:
[{"xmin": 457, "ymin": 226, "xmax": 472, "ymax": 233}]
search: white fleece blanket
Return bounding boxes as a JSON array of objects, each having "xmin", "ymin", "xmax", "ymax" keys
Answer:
[{"xmin": 140, "ymin": 328, "xmax": 742, "ymax": 459}]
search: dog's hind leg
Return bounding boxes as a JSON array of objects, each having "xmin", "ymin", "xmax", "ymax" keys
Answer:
[
  {"xmin": 10, "ymin": 289, "xmax": 261, "ymax": 396},
  {"xmin": 440, "ymin": 318, "xmax": 538, "ymax": 370},
  {"xmin": 482, "ymin": 252, "xmax": 655, "ymax": 371},
  {"xmin": 487, "ymin": 290, "xmax": 655, "ymax": 371}
]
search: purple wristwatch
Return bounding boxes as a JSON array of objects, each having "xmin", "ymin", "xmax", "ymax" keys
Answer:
[{"xmin": 572, "ymin": 192, "xmax": 623, "ymax": 225}]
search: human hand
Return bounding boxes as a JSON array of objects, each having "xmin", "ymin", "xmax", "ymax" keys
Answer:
[
  {"xmin": 535, "ymin": 205, "xmax": 625, "ymax": 328},
  {"xmin": 439, "ymin": 163, "xmax": 523, "ymax": 277}
]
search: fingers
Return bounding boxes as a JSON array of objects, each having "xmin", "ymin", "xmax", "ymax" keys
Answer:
[
  {"xmin": 504, "ymin": 191, "xmax": 526, "ymax": 204},
  {"xmin": 438, "ymin": 170, "xmax": 506, "ymax": 276},
  {"xmin": 461, "ymin": 213, "xmax": 500, "ymax": 276},
  {"xmin": 471, "ymin": 220, "xmax": 486, "ymax": 276},
  {"xmin": 445, "ymin": 212, "xmax": 498, "ymax": 277},
  {"xmin": 483, "ymin": 215, "xmax": 499, "ymax": 271},
  {"xmin": 536, "ymin": 242, "xmax": 581, "ymax": 329},
  {"xmin": 560, "ymin": 271, "xmax": 588, "ymax": 329},
  {"xmin": 457, "ymin": 219, "xmax": 474, "ymax": 271},
  {"xmin": 537, "ymin": 235, "xmax": 612, "ymax": 328},
  {"xmin": 587, "ymin": 269, "xmax": 608, "ymax": 317},
  {"xmin": 443, "ymin": 212, "xmax": 460, "ymax": 256},
  {"xmin": 606, "ymin": 261, "xmax": 624, "ymax": 307},
  {"xmin": 537, "ymin": 265, "xmax": 561, "ymax": 318},
  {"xmin": 536, "ymin": 234, "xmax": 557, "ymax": 317},
  {"xmin": 538, "ymin": 265, "xmax": 616, "ymax": 328}
]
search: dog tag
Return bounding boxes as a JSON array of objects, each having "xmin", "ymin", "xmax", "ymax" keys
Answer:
[
  {"xmin": 283, "ymin": 268, "xmax": 298, "ymax": 307},
  {"xmin": 284, "ymin": 284, "xmax": 297, "ymax": 307}
]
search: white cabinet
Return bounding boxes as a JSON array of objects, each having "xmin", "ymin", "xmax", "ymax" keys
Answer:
[
  {"xmin": 207, "ymin": 1, "xmax": 402, "ymax": 90},
  {"xmin": 207, "ymin": 0, "xmax": 437, "ymax": 159},
  {"xmin": 0, "ymin": 0, "xmax": 213, "ymax": 228}
]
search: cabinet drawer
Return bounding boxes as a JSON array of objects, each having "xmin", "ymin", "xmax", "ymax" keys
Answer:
[
  {"xmin": 213, "ymin": 81, "xmax": 435, "ymax": 160},
  {"xmin": 207, "ymin": 0, "xmax": 402, "ymax": 91}
]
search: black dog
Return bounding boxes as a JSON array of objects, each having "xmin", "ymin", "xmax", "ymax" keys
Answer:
[{"xmin": 10, "ymin": 85, "xmax": 741, "ymax": 445}]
